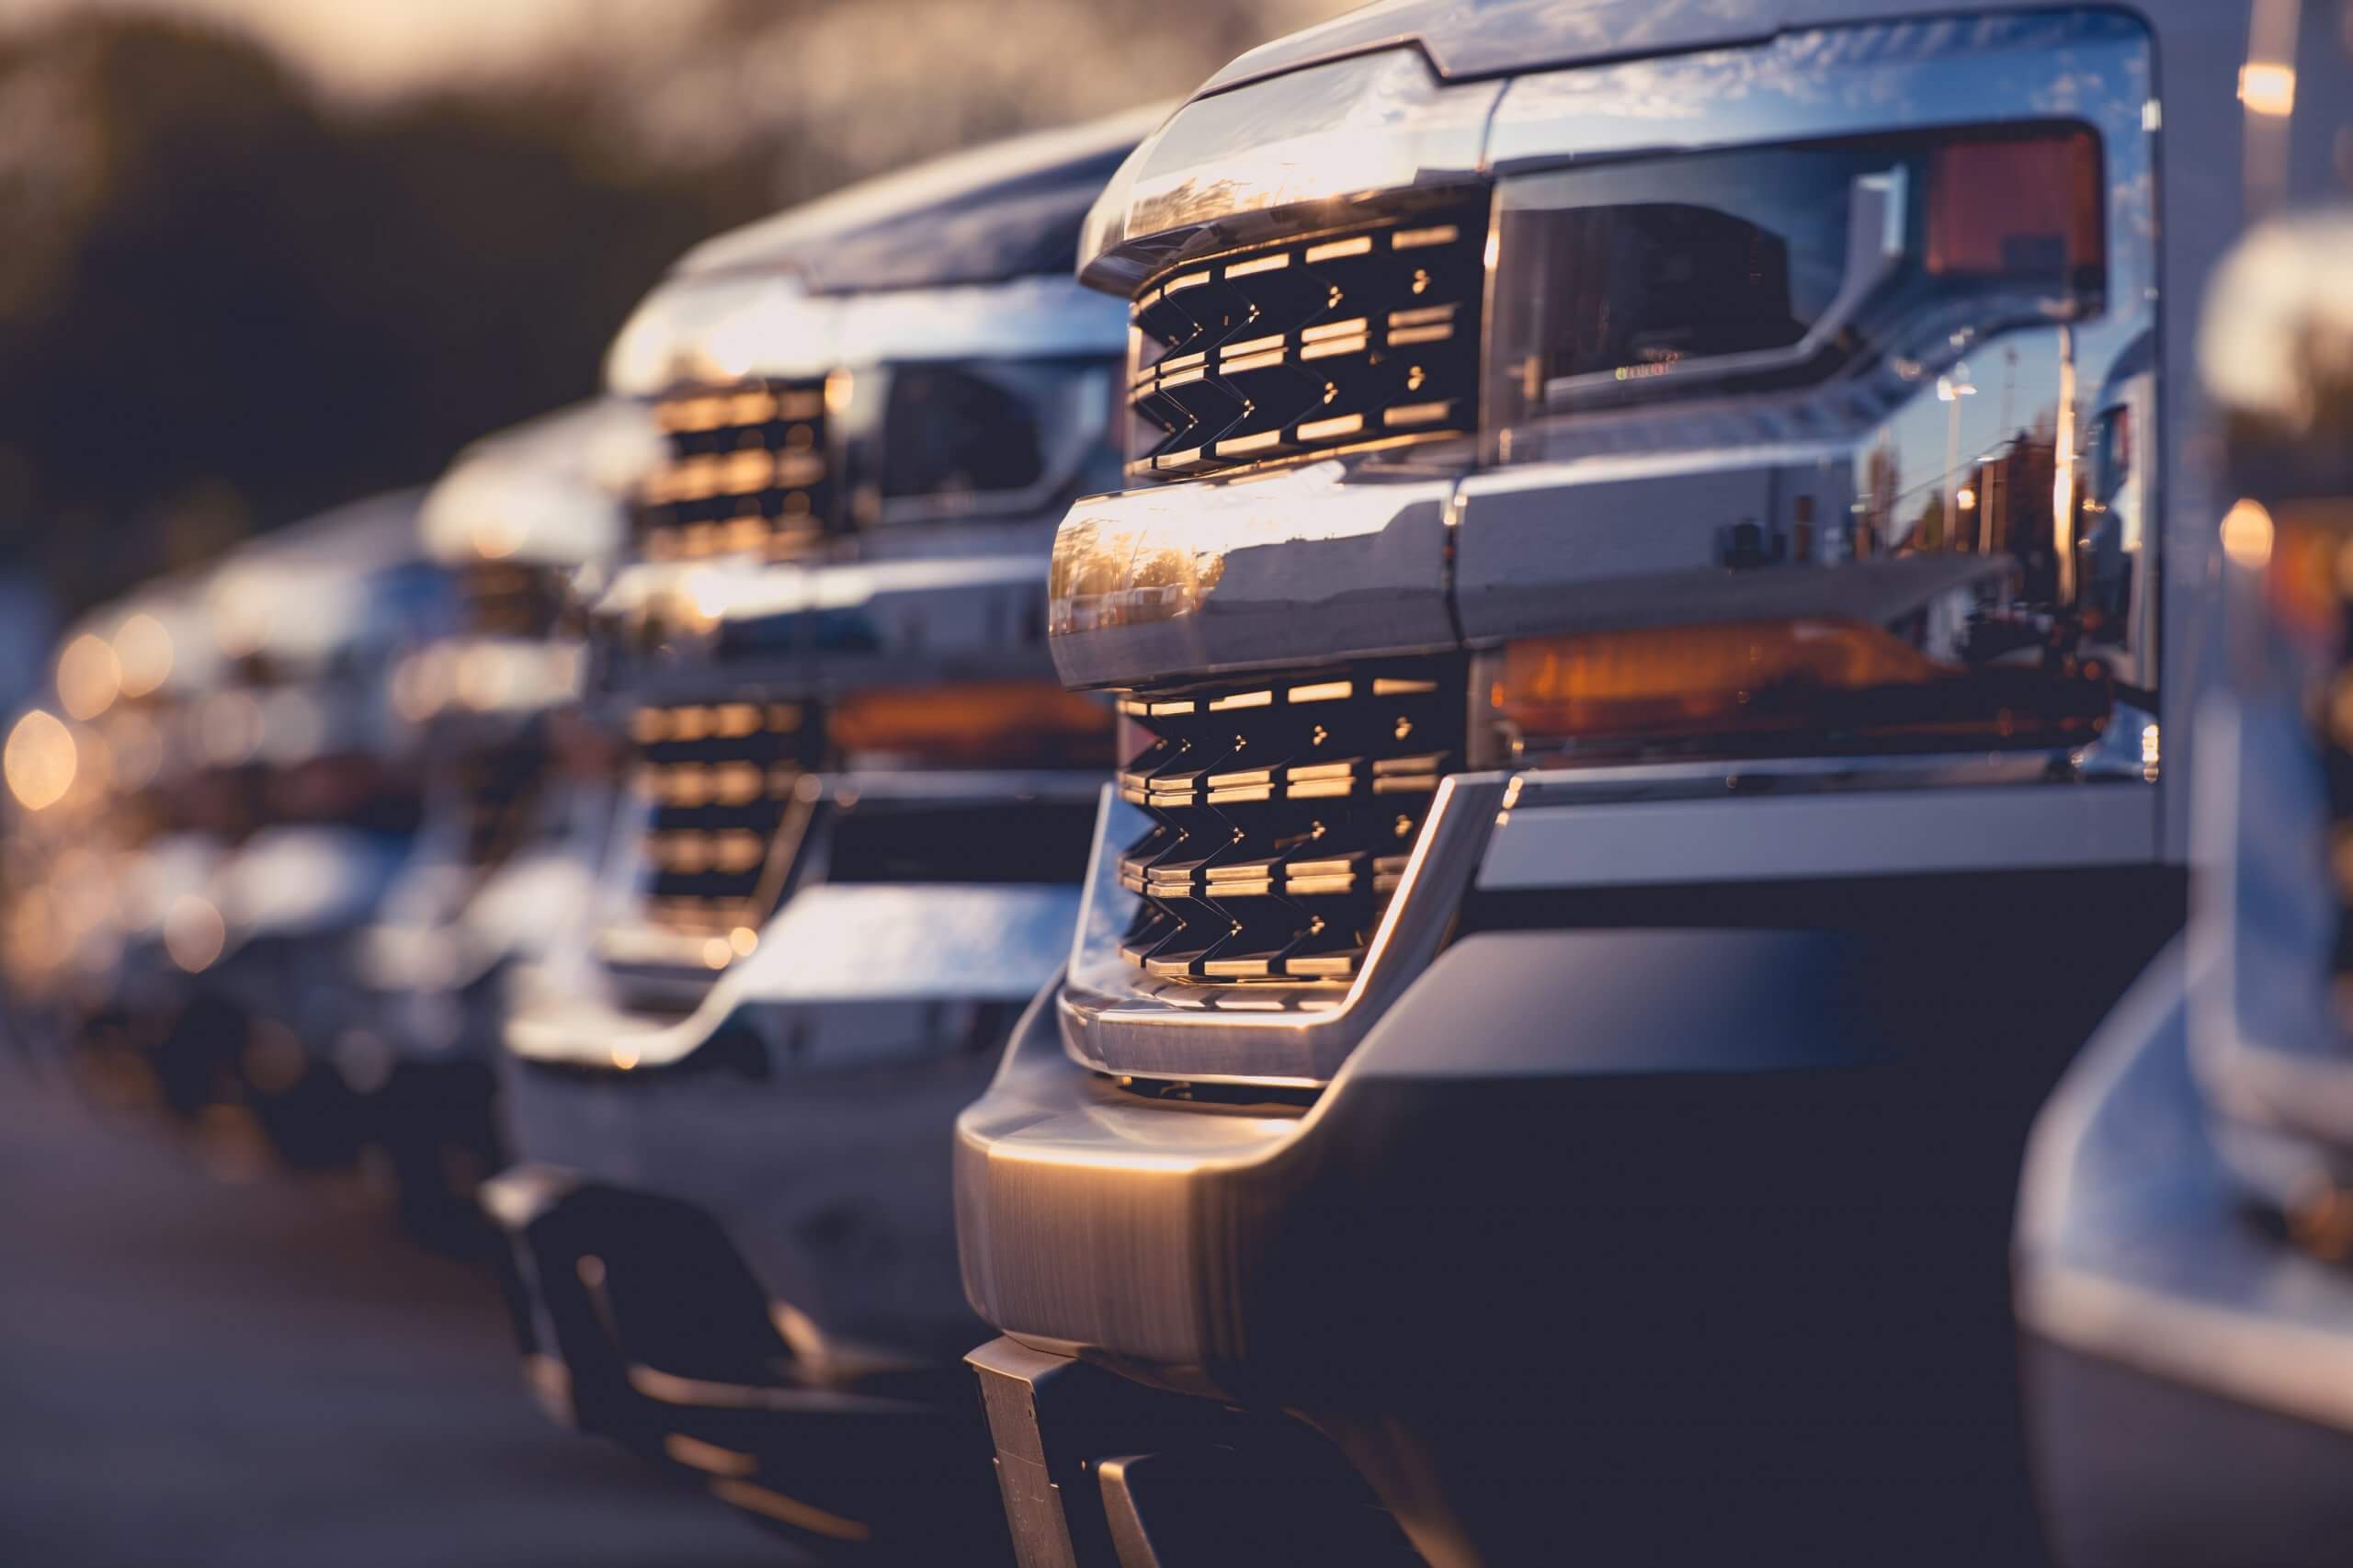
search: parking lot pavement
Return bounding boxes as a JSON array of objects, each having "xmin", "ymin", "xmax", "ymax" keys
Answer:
[{"xmin": 0, "ymin": 1062, "xmax": 802, "ymax": 1568}]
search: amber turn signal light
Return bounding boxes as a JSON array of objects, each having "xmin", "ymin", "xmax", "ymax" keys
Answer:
[
  {"xmin": 1925, "ymin": 127, "xmax": 2105, "ymax": 285},
  {"xmin": 1492, "ymin": 619, "xmax": 2109, "ymax": 754},
  {"xmin": 831, "ymin": 679, "xmax": 1113, "ymax": 767}
]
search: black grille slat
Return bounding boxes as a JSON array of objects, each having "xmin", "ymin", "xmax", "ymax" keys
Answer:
[
  {"xmin": 1127, "ymin": 211, "xmax": 1486, "ymax": 483},
  {"xmin": 631, "ymin": 699, "xmax": 824, "ymax": 934},
  {"xmin": 459, "ymin": 560, "xmax": 567, "ymax": 640},
  {"xmin": 640, "ymin": 379, "xmax": 832, "ymax": 560},
  {"xmin": 445, "ymin": 562, "xmax": 566, "ymax": 872},
  {"xmin": 452, "ymin": 741, "xmax": 545, "ymax": 869},
  {"xmin": 1113, "ymin": 661, "xmax": 1464, "ymax": 981}
]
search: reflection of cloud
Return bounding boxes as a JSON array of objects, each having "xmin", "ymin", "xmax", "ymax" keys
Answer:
[{"xmin": 1498, "ymin": 8, "xmax": 2159, "ymax": 160}]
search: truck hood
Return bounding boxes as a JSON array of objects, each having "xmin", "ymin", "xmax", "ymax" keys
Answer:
[{"xmin": 1200, "ymin": 0, "xmax": 2226, "ymax": 93}]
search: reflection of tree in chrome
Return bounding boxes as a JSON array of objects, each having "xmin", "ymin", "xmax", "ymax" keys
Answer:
[
  {"xmin": 1889, "ymin": 421, "xmax": 2062, "ymax": 611},
  {"xmin": 1051, "ymin": 513, "xmax": 1237, "ymax": 631}
]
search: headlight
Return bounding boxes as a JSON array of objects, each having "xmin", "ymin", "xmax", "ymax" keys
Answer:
[
  {"xmin": 1485, "ymin": 125, "xmax": 2104, "ymax": 427},
  {"xmin": 1488, "ymin": 614, "xmax": 2112, "ymax": 757},
  {"xmin": 870, "ymin": 358, "xmax": 1122, "ymax": 524},
  {"xmin": 1480, "ymin": 120, "xmax": 2134, "ymax": 766},
  {"xmin": 831, "ymin": 680, "xmax": 1112, "ymax": 769}
]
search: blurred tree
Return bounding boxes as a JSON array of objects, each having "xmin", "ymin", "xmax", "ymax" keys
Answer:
[
  {"xmin": 0, "ymin": 11, "xmax": 772, "ymax": 614},
  {"xmin": 608, "ymin": 0, "xmax": 1346, "ymax": 199},
  {"xmin": 0, "ymin": 0, "xmax": 1351, "ymax": 618}
]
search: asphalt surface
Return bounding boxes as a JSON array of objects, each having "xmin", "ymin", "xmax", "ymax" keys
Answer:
[{"xmin": 0, "ymin": 1057, "xmax": 802, "ymax": 1568}]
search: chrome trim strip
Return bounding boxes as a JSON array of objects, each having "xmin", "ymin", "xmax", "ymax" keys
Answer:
[
  {"xmin": 1485, "ymin": 12, "xmax": 2152, "ymax": 173},
  {"xmin": 510, "ymin": 882, "xmax": 1083, "ymax": 1070},
  {"xmin": 797, "ymin": 769, "xmax": 1108, "ymax": 807},
  {"xmin": 1058, "ymin": 773, "xmax": 1507, "ymax": 1085},
  {"xmin": 1498, "ymin": 748, "xmax": 2075, "ymax": 796},
  {"xmin": 1480, "ymin": 783, "xmax": 2157, "ymax": 891},
  {"xmin": 608, "ymin": 270, "xmax": 1124, "ymax": 399},
  {"xmin": 1047, "ymin": 455, "xmax": 1461, "ymax": 689},
  {"xmin": 1078, "ymin": 50, "xmax": 1501, "ymax": 293}
]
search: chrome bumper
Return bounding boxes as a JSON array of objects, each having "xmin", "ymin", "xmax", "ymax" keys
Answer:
[
  {"xmin": 2016, "ymin": 941, "xmax": 2353, "ymax": 1568},
  {"xmin": 961, "ymin": 892, "xmax": 2179, "ymax": 1564}
]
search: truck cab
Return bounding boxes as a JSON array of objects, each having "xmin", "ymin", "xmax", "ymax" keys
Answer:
[
  {"xmin": 952, "ymin": 6, "xmax": 2291, "ymax": 1564},
  {"xmin": 481, "ymin": 110, "xmax": 1152, "ymax": 1561}
]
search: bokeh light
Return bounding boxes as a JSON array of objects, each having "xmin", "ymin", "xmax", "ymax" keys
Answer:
[
  {"xmin": 113, "ymin": 612, "xmax": 176, "ymax": 697},
  {"xmin": 56, "ymin": 633, "xmax": 121, "ymax": 721},
  {"xmin": 6, "ymin": 709, "xmax": 77, "ymax": 811}
]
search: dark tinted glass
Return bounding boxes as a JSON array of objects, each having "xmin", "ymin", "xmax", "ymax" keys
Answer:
[
  {"xmin": 1527, "ymin": 152, "xmax": 1859, "ymax": 381},
  {"xmin": 1493, "ymin": 124, "xmax": 2103, "ymax": 416},
  {"xmin": 873, "ymin": 356, "xmax": 1120, "ymax": 514},
  {"xmin": 824, "ymin": 799, "xmax": 1097, "ymax": 884},
  {"xmin": 2089, "ymin": 405, "xmax": 2132, "ymax": 506},
  {"xmin": 881, "ymin": 364, "xmax": 1046, "ymax": 499}
]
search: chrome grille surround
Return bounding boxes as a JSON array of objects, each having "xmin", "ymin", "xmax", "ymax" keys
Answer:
[
  {"xmin": 1112, "ymin": 658, "xmax": 1466, "ymax": 983},
  {"xmin": 1126, "ymin": 208, "xmax": 1485, "ymax": 483},
  {"xmin": 640, "ymin": 378, "xmax": 832, "ymax": 560}
]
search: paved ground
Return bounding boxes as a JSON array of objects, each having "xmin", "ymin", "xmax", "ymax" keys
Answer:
[{"xmin": 0, "ymin": 1057, "xmax": 801, "ymax": 1568}]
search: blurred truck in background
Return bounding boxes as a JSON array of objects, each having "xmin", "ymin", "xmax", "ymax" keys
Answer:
[
  {"xmin": 481, "ymin": 108, "xmax": 1152, "ymax": 1562},
  {"xmin": 152, "ymin": 492, "xmax": 452, "ymax": 1165},
  {"xmin": 352, "ymin": 400, "xmax": 660, "ymax": 1244}
]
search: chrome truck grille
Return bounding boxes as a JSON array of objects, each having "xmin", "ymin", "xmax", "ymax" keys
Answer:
[
  {"xmin": 1127, "ymin": 207, "xmax": 1485, "ymax": 483},
  {"xmin": 1114, "ymin": 659, "xmax": 1466, "ymax": 981},
  {"xmin": 641, "ymin": 378, "xmax": 832, "ymax": 559},
  {"xmin": 630, "ymin": 699, "xmax": 824, "ymax": 936}
]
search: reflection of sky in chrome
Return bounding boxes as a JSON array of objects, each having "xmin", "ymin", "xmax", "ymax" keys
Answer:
[{"xmin": 1114, "ymin": 50, "xmax": 1498, "ymax": 248}]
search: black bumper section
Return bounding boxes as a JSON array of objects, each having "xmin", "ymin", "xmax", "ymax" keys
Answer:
[
  {"xmin": 483, "ymin": 1164, "xmax": 1011, "ymax": 1563},
  {"xmin": 970, "ymin": 1337, "xmax": 1420, "ymax": 1568},
  {"xmin": 961, "ymin": 876, "xmax": 2186, "ymax": 1567}
]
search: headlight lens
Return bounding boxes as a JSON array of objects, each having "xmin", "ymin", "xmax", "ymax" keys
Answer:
[
  {"xmin": 831, "ymin": 679, "xmax": 1113, "ymax": 768},
  {"xmin": 1490, "ymin": 616, "xmax": 2112, "ymax": 758},
  {"xmin": 1480, "ymin": 120, "xmax": 2135, "ymax": 766},
  {"xmin": 1486, "ymin": 123, "xmax": 2103, "ymax": 428}
]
